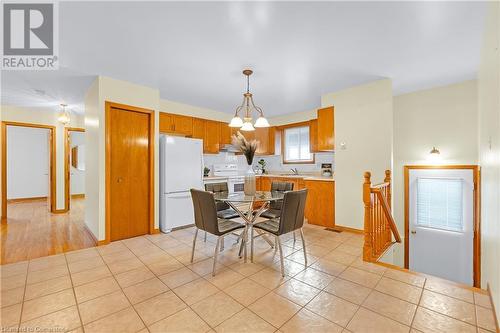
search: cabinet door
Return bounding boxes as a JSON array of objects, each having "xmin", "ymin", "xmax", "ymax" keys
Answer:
[
  {"xmin": 204, "ymin": 120, "xmax": 220, "ymax": 154},
  {"xmin": 304, "ymin": 180, "xmax": 335, "ymax": 227},
  {"xmin": 172, "ymin": 114, "xmax": 193, "ymax": 136},
  {"xmin": 219, "ymin": 123, "xmax": 232, "ymax": 145},
  {"xmin": 317, "ymin": 106, "xmax": 334, "ymax": 151},
  {"xmin": 159, "ymin": 113, "xmax": 174, "ymax": 133},
  {"xmin": 260, "ymin": 177, "xmax": 272, "ymax": 191},
  {"xmin": 255, "ymin": 127, "xmax": 269, "ymax": 155},
  {"xmin": 309, "ymin": 119, "xmax": 318, "ymax": 153},
  {"xmin": 192, "ymin": 118, "xmax": 205, "ymax": 140}
]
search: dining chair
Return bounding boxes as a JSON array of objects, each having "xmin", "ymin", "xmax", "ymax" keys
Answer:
[
  {"xmin": 260, "ymin": 181, "xmax": 294, "ymax": 219},
  {"xmin": 190, "ymin": 189, "xmax": 245, "ymax": 276},
  {"xmin": 204, "ymin": 183, "xmax": 239, "ymax": 219},
  {"xmin": 252, "ymin": 189, "xmax": 308, "ymax": 277}
]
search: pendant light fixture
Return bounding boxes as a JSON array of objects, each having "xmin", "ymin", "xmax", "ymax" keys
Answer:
[
  {"xmin": 229, "ymin": 69, "xmax": 270, "ymax": 131},
  {"xmin": 57, "ymin": 103, "xmax": 71, "ymax": 125}
]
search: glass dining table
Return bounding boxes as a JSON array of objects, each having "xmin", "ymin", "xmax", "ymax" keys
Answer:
[{"xmin": 212, "ymin": 191, "xmax": 284, "ymax": 262}]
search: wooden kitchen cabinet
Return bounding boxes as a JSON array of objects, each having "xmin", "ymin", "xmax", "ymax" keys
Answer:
[
  {"xmin": 260, "ymin": 177, "xmax": 272, "ymax": 191},
  {"xmin": 317, "ymin": 106, "xmax": 334, "ymax": 151},
  {"xmin": 255, "ymin": 127, "xmax": 276, "ymax": 155},
  {"xmin": 192, "ymin": 117, "xmax": 205, "ymax": 140},
  {"xmin": 309, "ymin": 119, "xmax": 319, "ymax": 153},
  {"xmin": 204, "ymin": 120, "xmax": 220, "ymax": 154},
  {"xmin": 172, "ymin": 114, "xmax": 193, "ymax": 136},
  {"xmin": 304, "ymin": 180, "xmax": 335, "ymax": 227},
  {"xmin": 159, "ymin": 113, "xmax": 174, "ymax": 133},
  {"xmin": 219, "ymin": 122, "xmax": 232, "ymax": 145}
]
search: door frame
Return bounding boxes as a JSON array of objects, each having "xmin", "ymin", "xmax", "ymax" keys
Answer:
[
  {"xmin": 105, "ymin": 101, "xmax": 155, "ymax": 244},
  {"xmin": 64, "ymin": 127, "xmax": 85, "ymax": 212},
  {"xmin": 1, "ymin": 121, "xmax": 57, "ymax": 220},
  {"xmin": 404, "ymin": 165, "xmax": 481, "ymax": 287}
]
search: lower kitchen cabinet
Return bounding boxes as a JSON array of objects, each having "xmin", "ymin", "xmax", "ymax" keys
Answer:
[{"xmin": 304, "ymin": 180, "xmax": 335, "ymax": 227}]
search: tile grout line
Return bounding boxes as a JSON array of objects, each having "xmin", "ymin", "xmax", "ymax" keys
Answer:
[{"xmin": 64, "ymin": 252, "xmax": 85, "ymax": 333}]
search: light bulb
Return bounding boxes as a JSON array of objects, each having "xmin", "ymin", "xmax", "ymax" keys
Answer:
[
  {"xmin": 240, "ymin": 121, "xmax": 255, "ymax": 131},
  {"xmin": 229, "ymin": 116, "xmax": 243, "ymax": 127}
]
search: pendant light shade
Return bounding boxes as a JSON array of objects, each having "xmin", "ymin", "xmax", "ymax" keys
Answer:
[
  {"xmin": 254, "ymin": 116, "xmax": 270, "ymax": 128},
  {"xmin": 229, "ymin": 69, "xmax": 269, "ymax": 131},
  {"xmin": 229, "ymin": 116, "xmax": 244, "ymax": 127}
]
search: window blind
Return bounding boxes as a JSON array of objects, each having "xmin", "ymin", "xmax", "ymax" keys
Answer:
[
  {"xmin": 284, "ymin": 126, "xmax": 312, "ymax": 162},
  {"xmin": 416, "ymin": 177, "xmax": 463, "ymax": 232}
]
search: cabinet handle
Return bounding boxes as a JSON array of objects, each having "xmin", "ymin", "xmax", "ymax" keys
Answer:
[
  {"xmin": 411, "ymin": 230, "xmax": 416, "ymax": 234},
  {"xmin": 117, "ymin": 177, "xmax": 123, "ymax": 183}
]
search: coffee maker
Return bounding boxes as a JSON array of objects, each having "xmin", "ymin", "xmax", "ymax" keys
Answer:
[{"xmin": 321, "ymin": 163, "xmax": 332, "ymax": 177}]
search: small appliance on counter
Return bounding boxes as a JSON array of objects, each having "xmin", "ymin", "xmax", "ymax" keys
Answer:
[{"xmin": 321, "ymin": 163, "xmax": 333, "ymax": 177}]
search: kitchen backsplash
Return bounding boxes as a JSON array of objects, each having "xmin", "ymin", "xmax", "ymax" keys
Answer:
[{"xmin": 203, "ymin": 152, "xmax": 334, "ymax": 175}]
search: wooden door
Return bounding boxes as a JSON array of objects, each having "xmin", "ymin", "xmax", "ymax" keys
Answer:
[
  {"xmin": 108, "ymin": 105, "xmax": 151, "ymax": 241},
  {"xmin": 204, "ymin": 120, "xmax": 220, "ymax": 154},
  {"xmin": 317, "ymin": 107, "xmax": 334, "ymax": 151}
]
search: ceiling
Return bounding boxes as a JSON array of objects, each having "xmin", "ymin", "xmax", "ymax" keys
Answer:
[{"xmin": 1, "ymin": 1, "xmax": 486, "ymax": 116}]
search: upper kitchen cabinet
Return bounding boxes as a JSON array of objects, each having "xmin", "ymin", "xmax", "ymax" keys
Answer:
[
  {"xmin": 159, "ymin": 112, "xmax": 193, "ymax": 136},
  {"xmin": 204, "ymin": 120, "xmax": 220, "ymax": 154},
  {"xmin": 255, "ymin": 127, "xmax": 276, "ymax": 155},
  {"xmin": 192, "ymin": 117, "xmax": 205, "ymax": 140},
  {"xmin": 159, "ymin": 113, "xmax": 174, "ymax": 133},
  {"xmin": 219, "ymin": 122, "xmax": 232, "ymax": 145},
  {"xmin": 317, "ymin": 106, "xmax": 334, "ymax": 151},
  {"xmin": 172, "ymin": 114, "xmax": 193, "ymax": 136},
  {"xmin": 309, "ymin": 119, "xmax": 319, "ymax": 153}
]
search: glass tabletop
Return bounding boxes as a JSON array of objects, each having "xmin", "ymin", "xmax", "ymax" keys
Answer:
[{"xmin": 213, "ymin": 191, "xmax": 284, "ymax": 203}]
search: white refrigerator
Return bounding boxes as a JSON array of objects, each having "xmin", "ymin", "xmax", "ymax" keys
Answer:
[{"xmin": 160, "ymin": 135, "xmax": 203, "ymax": 232}]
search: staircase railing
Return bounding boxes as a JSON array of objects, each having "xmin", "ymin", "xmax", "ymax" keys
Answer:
[{"xmin": 363, "ymin": 170, "xmax": 401, "ymax": 262}]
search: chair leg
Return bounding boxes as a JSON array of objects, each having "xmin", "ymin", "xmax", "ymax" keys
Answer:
[
  {"xmin": 238, "ymin": 228, "xmax": 246, "ymax": 258},
  {"xmin": 276, "ymin": 235, "xmax": 285, "ymax": 277},
  {"xmin": 300, "ymin": 228, "xmax": 307, "ymax": 267},
  {"xmin": 191, "ymin": 229, "xmax": 198, "ymax": 263},
  {"xmin": 212, "ymin": 236, "xmax": 221, "ymax": 276},
  {"xmin": 220, "ymin": 235, "xmax": 224, "ymax": 252},
  {"xmin": 293, "ymin": 231, "xmax": 296, "ymax": 244},
  {"xmin": 250, "ymin": 226, "xmax": 254, "ymax": 263},
  {"xmin": 204, "ymin": 231, "xmax": 207, "ymax": 242}
]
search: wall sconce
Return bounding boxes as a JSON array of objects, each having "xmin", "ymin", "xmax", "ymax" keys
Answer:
[
  {"xmin": 57, "ymin": 104, "xmax": 71, "ymax": 125},
  {"xmin": 428, "ymin": 146, "xmax": 441, "ymax": 163}
]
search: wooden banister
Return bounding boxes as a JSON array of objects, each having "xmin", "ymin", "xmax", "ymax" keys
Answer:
[{"xmin": 363, "ymin": 170, "xmax": 401, "ymax": 262}]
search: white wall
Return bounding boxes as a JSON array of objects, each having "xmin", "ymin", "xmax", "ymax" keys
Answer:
[
  {"xmin": 478, "ymin": 1, "xmax": 500, "ymax": 317},
  {"xmin": 160, "ymin": 99, "xmax": 231, "ymax": 122},
  {"xmin": 392, "ymin": 80, "xmax": 479, "ymax": 266},
  {"xmin": 1, "ymin": 106, "xmax": 84, "ymax": 211},
  {"xmin": 84, "ymin": 76, "xmax": 160, "ymax": 241},
  {"xmin": 70, "ymin": 131, "xmax": 85, "ymax": 195},
  {"xmin": 321, "ymin": 79, "xmax": 393, "ymax": 230},
  {"xmin": 7, "ymin": 126, "xmax": 50, "ymax": 199},
  {"xmin": 268, "ymin": 109, "xmax": 317, "ymax": 126}
]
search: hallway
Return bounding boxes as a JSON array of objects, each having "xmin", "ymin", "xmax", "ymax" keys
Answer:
[{"xmin": 1, "ymin": 198, "xmax": 95, "ymax": 264}]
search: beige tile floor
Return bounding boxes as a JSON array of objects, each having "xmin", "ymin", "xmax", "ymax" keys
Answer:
[{"xmin": 1, "ymin": 223, "xmax": 496, "ymax": 333}]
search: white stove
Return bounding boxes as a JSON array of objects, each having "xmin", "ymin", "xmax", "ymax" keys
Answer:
[{"xmin": 213, "ymin": 164, "xmax": 244, "ymax": 193}]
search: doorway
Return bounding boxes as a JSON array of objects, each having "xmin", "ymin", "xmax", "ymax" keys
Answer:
[
  {"xmin": 105, "ymin": 102, "xmax": 154, "ymax": 242},
  {"xmin": 64, "ymin": 127, "xmax": 85, "ymax": 212},
  {"xmin": 404, "ymin": 165, "xmax": 480, "ymax": 287},
  {"xmin": 1, "ymin": 122, "xmax": 56, "ymax": 220}
]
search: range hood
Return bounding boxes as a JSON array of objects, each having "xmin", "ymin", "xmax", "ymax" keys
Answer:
[{"xmin": 218, "ymin": 144, "xmax": 240, "ymax": 153}]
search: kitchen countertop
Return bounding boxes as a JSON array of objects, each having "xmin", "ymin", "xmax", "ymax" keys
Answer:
[
  {"xmin": 203, "ymin": 176, "xmax": 229, "ymax": 181},
  {"xmin": 257, "ymin": 174, "xmax": 334, "ymax": 182}
]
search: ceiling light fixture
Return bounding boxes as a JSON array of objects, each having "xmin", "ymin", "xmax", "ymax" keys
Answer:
[
  {"xmin": 229, "ymin": 69, "xmax": 270, "ymax": 131},
  {"xmin": 58, "ymin": 104, "xmax": 71, "ymax": 125}
]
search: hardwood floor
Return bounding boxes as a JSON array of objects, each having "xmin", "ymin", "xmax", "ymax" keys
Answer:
[{"xmin": 1, "ymin": 198, "xmax": 95, "ymax": 264}]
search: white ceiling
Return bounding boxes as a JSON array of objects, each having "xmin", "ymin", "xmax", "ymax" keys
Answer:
[{"xmin": 1, "ymin": 1, "xmax": 486, "ymax": 116}]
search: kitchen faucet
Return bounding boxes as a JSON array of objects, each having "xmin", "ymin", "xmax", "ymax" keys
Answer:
[{"xmin": 290, "ymin": 168, "xmax": 299, "ymax": 175}]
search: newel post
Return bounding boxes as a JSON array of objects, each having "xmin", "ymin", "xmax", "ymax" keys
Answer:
[
  {"xmin": 384, "ymin": 170, "xmax": 391, "ymax": 209},
  {"xmin": 363, "ymin": 172, "xmax": 373, "ymax": 262}
]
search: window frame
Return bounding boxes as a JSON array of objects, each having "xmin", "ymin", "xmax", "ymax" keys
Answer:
[{"xmin": 280, "ymin": 122, "xmax": 315, "ymax": 164}]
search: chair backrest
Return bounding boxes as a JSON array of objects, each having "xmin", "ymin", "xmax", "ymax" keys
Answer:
[
  {"xmin": 269, "ymin": 181, "xmax": 294, "ymax": 210},
  {"xmin": 190, "ymin": 189, "xmax": 220, "ymax": 235},
  {"xmin": 278, "ymin": 189, "xmax": 308, "ymax": 235},
  {"xmin": 271, "ymin": 181, "xmax": 294, "ymax": 192},
  {"xmin": 205, "ymin": 182, "xmax": 230, "ymax": 211}
]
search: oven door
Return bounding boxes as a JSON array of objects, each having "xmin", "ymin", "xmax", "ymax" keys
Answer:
[{"xmin": 228, "ymin": 178, "xmax": 245, "ymax": 193}]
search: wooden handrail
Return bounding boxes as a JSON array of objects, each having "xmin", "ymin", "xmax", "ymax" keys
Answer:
[{"xmin": 363, "ymin": 170, "xmax": 401, "ymax": 262}]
